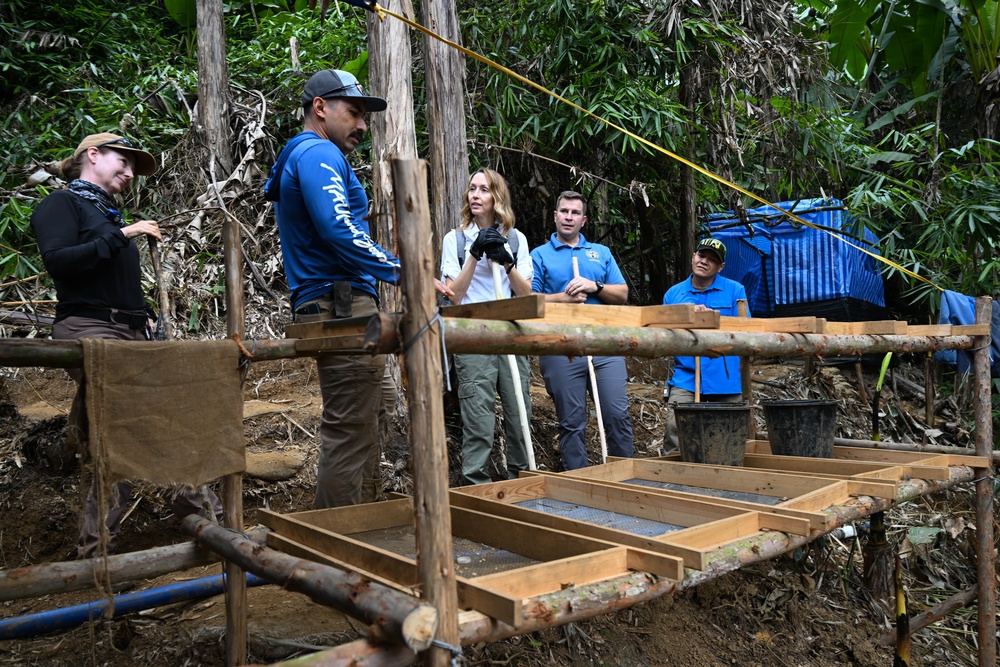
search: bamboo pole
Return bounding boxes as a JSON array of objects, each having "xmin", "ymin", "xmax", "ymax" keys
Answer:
[
  {"xmin": 972, "ymin": 296, "xmax": 996, "ymax": 667},
  {"xmin": 0, "ymin": 531, "xmax": 265, "ymax": 602},
  {"xmin": 924, "ymin": 353, "xmax": 934, "ymax": 444},
  {"xmin": 572, "ymin": 256, "xmax": 608, "ymax": 461},
  {"xmin": 737, "ymin": 299, "xmax": 754, "ymax": 437},
  {"xmin": 828, "ymin": 436, "xmax": 1000, "ymax": 463},
  {"xmin": 490, "ymin": 261, "xmax": 535, "ymax": 470},
  {"xmin": 0, "ymin": 324, "xmax": 977, "ymax": 368},
  {"xmin": 878, "ymin": 586, "xmax": 977, "ymax": 646},
  {"xmin": 181, "ymin": 516, "xmax": 438, "ymax": 651},
  {"xmin": 222, "ymin": 206, "xmax": 247, "ymax": 667},
  {"xmin": 391, "ymin": 159, "xmax": 460, "ymax": 667}
]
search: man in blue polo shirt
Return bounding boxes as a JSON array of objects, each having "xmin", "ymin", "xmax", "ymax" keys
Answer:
[
  {"xmin": 662, "ymin": 237, "xmax": 748, "ymax": 450},
  {"xmin": 531, "ymin": 190, "xmax": 634, "ymax": 470}
]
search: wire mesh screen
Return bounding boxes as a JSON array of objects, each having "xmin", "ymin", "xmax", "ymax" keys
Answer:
[
  {"xmin": 623, "ymin": 477, "xmax": 785, "ymax": 505},
  {"xmin": 514, "ymin": 498, "xmax": 684, "ymax": 536},
  {"xmin": 349, "ymin": 525, "xmax": 540, "ymax": 577}
]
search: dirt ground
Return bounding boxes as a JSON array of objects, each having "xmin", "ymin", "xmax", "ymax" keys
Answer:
[{"xmin": 0, "ymin": 354, "xmax": 990, "ymax": 666}]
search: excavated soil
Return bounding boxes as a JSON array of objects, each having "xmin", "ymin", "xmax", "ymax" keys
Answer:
[{"xmin": 0, "ymin": 355, "xmax": 989, "ymax": 666}]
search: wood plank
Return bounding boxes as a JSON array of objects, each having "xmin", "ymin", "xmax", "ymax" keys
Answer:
[
  {"xmin": 454, "ymin": 580, "xmax": 522, "ymax": 628},
  {"xmin": 266, "ymin": 533, "xmax": 415, "ymax": 595},
  {"xmin": 741, "ymin": 453, "xmax": 903, "ymax": 479},
  {"xmin": 659, "ymin": 513, "xmax": 763, "ymax": 549},
  {"xmin": 441, "ymin": 294, "xmax": 545, "ymax": 321},
  {"xmin": 449, "ymin": 506, "xmax": 607, "ymax": 561},
  {"xmin": 451, "ymin": 476, "xmax": 549, "ymax": 505},
  {"xmin": 832, "ymin": 446, "xmax": 939, "ymax": 463},
  {"xmin": 952, "ymin": 324, "xmax": 990, "ymax": 336},
  {"xmin": 642, "ymin": 310, "xmax": 722, "ymax": 330},
  {"xmin": 638, "ymin": 304, "xmax": 699, "ymax": 326},
  {"xmin": 449, "ymin": 491, "xmax": 709, "ymax": 569},
  {"xmin": 262, "ymin": 512, "xmax": 420, "ymax": 586},
  {"xmin": 472, "ymin": 550, "xmax": 627, "ymax": 597},
  {"xmin": 776, "ymin": 481, "xmax": 851, "ymax": 512},
  {"xmin": 624, "ymin": 548, "xmax": 685, "ymax": 582},
  {"xmin": 936, "ymin": 454, "xmax": 992, "ymax": 468},
  {"xmin": 630, "ymin": 459, "xmax": 835, "ymax": 498},
  {"xmin": 545, "ymin": 475, "xmax": 743, "ymax": 526},
  {"xmin": 823, "ymin": 320, "xmax": 908, "ymax": 335},
  {"xmin": 908, "ymin": 324, "xmax": 954, "ymax": 336},
  {"xmin": 532, "ymin": 467, "xmax": 829, "ymax": 531},
  {"xmin": 284, "ymin": 314, "xmax": 374, "ymax": 340},
  {"xmin": 261, "ymin": 501, "xmax": 414, "ymax": 535},
  {"xmin": 718, "ymin": 316, "xmax": 822, "ymax": 333}
]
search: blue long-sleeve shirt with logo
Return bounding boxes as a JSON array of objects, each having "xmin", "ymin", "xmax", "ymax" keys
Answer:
[{"xmin": 273, "ymin": 131, "xmax": 400, "ymax": 309}]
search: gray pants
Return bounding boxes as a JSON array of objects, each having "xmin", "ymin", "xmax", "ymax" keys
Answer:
[
  {"xmin": 298, "ymin": 294, "xmax": 386, "ymax": 508},
  {"xmin": 663, "ymin": 386, "xmax": 743, "ymax": 451}
]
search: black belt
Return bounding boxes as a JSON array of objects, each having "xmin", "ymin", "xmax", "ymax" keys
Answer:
[
  {"xmin": 72, "ymin": 308, "xmax": 149, "ymax": 329},
  {"xmin": 294, "ymin": 288, "xmax": 374, "ymax": 316}
]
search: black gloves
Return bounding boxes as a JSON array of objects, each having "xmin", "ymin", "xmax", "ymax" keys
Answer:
[
  {"xmin": 469, "ymin": 227, "xmax": 507, "ymax": 260},
  {"xmin": 486, "ymin": 244, "xmax": 515, "ymax": 272}
]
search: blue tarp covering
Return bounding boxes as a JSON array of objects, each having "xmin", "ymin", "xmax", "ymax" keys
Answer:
[
  {"xmin": 704, "ymin": 198, "xmax": 886, "ymax": 318},
  {"xmin": 935, "ymin": 290, "xmax": 1000, "ymax": 376}
]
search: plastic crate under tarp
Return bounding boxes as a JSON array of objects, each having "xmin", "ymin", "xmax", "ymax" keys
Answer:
[{"xmin": 703, "ymin": 198, "xmax": 887, "ymax": 320}]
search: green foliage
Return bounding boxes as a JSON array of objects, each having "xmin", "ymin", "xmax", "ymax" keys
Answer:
[{"xmin": 845, "ymin": 127, "xmax": 1000, "ymax": 306}]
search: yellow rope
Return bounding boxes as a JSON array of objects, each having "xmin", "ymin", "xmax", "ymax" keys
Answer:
[{"xmin": 369, "ymin": 2, "xmax": 939, "ymax": 291}]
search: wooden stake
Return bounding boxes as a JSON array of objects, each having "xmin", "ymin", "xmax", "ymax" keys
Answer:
[
  {"xmin": 222, "ymin": 197, "xmax": 247, "ymax": 667},
  {"xmin": 391, "ymin": 159, "xmax": 460, "ymax": 666},
  {"xmin": 924, "ymin": 353, "xmax": 934, "ymax": 444},
  {"xmin": 972, "ymin": 296, "xmax": 996, "ymax": 667},
  {"xmin": 572, "ymin": 256, "xmax": 607, "ymax": 462},
  {"xmin": 737, "ymin": 299, "xmax": 753, "ymax": 436}
]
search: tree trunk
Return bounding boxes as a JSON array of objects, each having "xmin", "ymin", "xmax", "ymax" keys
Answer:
[
  {"xmin": 678, "ymin": 60, "xmax": 698, "ymax": 267},
  {"xmin": 420, "ymin": 0, "xmax": 470, "ymax": 265},
  {"xmin": 196, "ymin": 0, "xmax": 233, "ymax": 175},
  {"xmin": 368, "ymin": 0, "xmax": 418, "ymax": 316}
]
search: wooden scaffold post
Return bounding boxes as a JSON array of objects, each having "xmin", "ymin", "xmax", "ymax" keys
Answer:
[
  {"xmin": 391, "ymin": 159, "xmax": 461, "ymax": 666},
  {"xmin": 972, "ymin": 296, "xmax": 996, "ymax": 667}
]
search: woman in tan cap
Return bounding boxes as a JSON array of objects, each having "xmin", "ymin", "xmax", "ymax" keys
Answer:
[{"xmin": 30, "ymin": 133, "xmax": 222, "ymax": 558}]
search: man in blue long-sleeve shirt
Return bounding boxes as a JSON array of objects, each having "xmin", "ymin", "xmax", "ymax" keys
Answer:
[
  {"xmin": 662, "ymin": 238, "xmax": 747, "ymax": 450},
  {"xmin": 269, "ymin": 69, "xmax": 399, "ymax": 507}
]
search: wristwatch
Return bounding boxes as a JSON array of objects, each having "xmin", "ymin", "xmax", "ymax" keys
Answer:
[{"xmin": 594, "ymin": 280, "xmax": 604, "ymax": 294}]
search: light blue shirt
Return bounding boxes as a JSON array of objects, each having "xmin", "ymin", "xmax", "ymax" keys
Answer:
[{"xmin": 530, "ymin": 233, "xmax": 625, "ymax": 304}]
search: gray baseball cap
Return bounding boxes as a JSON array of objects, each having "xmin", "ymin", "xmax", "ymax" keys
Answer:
[{"xmin": 300, "ymin": 69, "xmax": 387, "ymax": 112}]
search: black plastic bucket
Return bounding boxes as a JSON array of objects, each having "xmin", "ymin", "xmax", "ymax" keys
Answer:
[
  {"xmin": 761, "ymin": 399, "xmax": 838, "ymax": 458},
  {"xmin": 675, "ymin": 402, "xmax": 750, "ymax": 466}
]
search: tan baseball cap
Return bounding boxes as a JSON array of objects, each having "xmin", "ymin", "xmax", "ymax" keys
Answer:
[{"xmin": 73, "ymin": 133, "xmax": 157, "ymax": 176}]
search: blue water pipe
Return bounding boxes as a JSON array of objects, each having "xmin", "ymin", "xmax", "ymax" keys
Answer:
[{"xmin": 0, "ymin": 572, "xmax": 267, "ymax": 639}]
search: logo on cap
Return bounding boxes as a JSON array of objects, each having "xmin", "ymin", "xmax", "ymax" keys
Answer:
[{"xmin": 696, "ymin": 237, "xmax": 726, "ymax": 262}]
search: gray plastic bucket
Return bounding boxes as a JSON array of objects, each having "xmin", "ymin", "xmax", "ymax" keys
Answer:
[
  {"xmin": 761, "ymin": 399, "xmax": 838, "ymax": 458},
  {"xmin": 675, "ymin": 402, "xmax": 750, "ymax": 466}
]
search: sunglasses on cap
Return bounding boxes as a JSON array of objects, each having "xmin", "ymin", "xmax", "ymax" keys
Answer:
[
  {"xmin": 315, "ymin": 82, "xmax": 366, "ymax": 99},
  {"xmin": 97, "ymin": 137, "xmax": 139, "ymax": 150}
]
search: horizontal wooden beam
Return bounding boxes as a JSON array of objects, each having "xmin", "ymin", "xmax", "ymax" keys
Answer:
[
  {"xmin": 0, "ymin": 530, "xmax": 264, "ymax": 602},
  {"xmin": 0, "ymin": 320, "xmax": 976, "ymax": 368}
]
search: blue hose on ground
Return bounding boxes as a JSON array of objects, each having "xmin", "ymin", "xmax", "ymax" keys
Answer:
[{"xmin": 0, "ymin": 572, "xmax": 267, "ymax": 639}]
